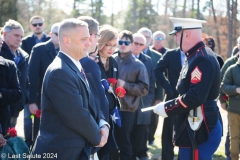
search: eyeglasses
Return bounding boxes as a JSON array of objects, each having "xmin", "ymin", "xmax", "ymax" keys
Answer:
[
  {"xmin": 118, "ymin": 40, "xmax": 131, "ymax": 46},
  {"xmin": 53, "ymin": 32, "xmax": 58, "ymax": 36},
  {"xmin": 32, "ymin": 23, "xmax": 43, "ymax": 27},
  {"xmin": 154, "ymin": 37, "xmax": 164, "ymax": 41},
  {"xmin": 105, "ymin": 44, "xmax": 117, "ymax": 50},
  {"xmin": 133, "ymin": 42, "xmax": 144, "ymax": 46},
  {"xmin": 91, "ymin": 33, "xmax": 101, "ymax": 39}
]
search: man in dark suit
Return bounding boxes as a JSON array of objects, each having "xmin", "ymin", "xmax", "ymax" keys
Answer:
[
  {"xmin": 138, "ymin": 27, "xmax": 164, "ymax": 146},
  {"xmin": 131, "ymin": 33, "xmax": 155, "ymax": 160},
  {"xmin": 21, "ymin": 15, "xmax": 50, "ymax": 148},
  {"xmin": 30, "ymin": 18, "xmax": 109, "ymax": 160},
  {"xmin": 77, "ymin": 16, "xmax": 115, "ymax": 159},
  {"xmin": 0, "ymin": 20, "xmax": 28, "ymax": 129},
  {"xmin": 27, "ymin": 23, "xmax": 60, "ymax": 147},
  {"xmin": 21, "ymin": 15, "xmax": 50, "ymax": 56},
  {"xmin": 154, "ymin": 47, "xmax": 185, "ymax": 160}
]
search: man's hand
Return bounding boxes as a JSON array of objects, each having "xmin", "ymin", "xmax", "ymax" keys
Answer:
[
  {"xmin": 29, "ymin": 103, "xmax": 39, "ymax": 115},
  {"xmin": 117, "ymin": 79, "xmax": 125, "ymax": 88},
  {"xmin": 236, "ymin": 87, "xmax": 240, "ymax": 94},
  {"xmin": 95, "ymin": 125, "xmax": 109, "ymax": 147},
  {"xmin": 153, "ymin": 99, "xmax": 161, "ymax": 105},
  {"xmin": 0, "ymin": 134, "xmax": 6, "ymax": 147},
  {"xmin": 221, "ymin": 103, "xmax": 227, "ymax": 111},
  {"xmin": 153, "ymin": 102, "xmax": 168, "ymax": 118}
]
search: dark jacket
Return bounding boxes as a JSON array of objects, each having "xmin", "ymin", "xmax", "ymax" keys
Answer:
[
  {"xmin": 113, "ymin": 51, "xmax": 149, "ymax": 112},
  {"xmin": 28, "ymin": 40, "xmax": 57, "ymax": 107},
  {"xmin": 21, "ymin": 33, "xmax": 50, "ymax": 55},
  {"xmin": 145, "ymin": 47, "xmax": 164, "ymax": 102},
  {"xmin": 97, "ymin": 56, "xmax": 119, "ymax": 111},
  {"xmin": 155, "ymin": 48, "xmax": 182, "ymax": 100},
  {"xmin": 0, "ymin": 42, "xmax": 28, "ymax": 116},
  {"xmin": 0, "ymin": 56, "xmax": 22, "ymax": 134},
  {"xmin": 135, "ymin": 53, "xmax": 155, "ymax": 125},
  {"xmin": 163, "ymin": 42, "xmax": 221, "ymax": 147},
  {"xmin": 219, "ymin": 54, "xmax": 239, "ymax": 103},
  {"xmin": 80, "ymin": 56, "xmax": 109, "ymax": 122},
  {"xmin": 31, "ymin": 52, "xmax": 104, "ymax": 159},
  {"xmin": 221, "ymin": 60, "xmax": 240, "ymax": 114}
]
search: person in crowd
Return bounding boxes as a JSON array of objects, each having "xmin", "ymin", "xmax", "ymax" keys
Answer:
[
  {"xmin": 0, "ymin": 19, "xmax": 28, "ymax": 129},
  {"xmin": 152, "ymin": 31, "xmax": 168, "ymax": 55},
  {"xmin": 21, "ymin": 15, "xmax": 50, "ymax": 148},
  {"xmin": 202, "ymin": 35, "xmax": 224, "ymax": 68},
  {"xmin": 112, "ymin": 30, "xmax": 149, "ymax": 160},
  {"xmin": 0, "ymin": 29, "xmax": 22, "ymax": 135},
  {"xmin": 221, "ymin": 57, "xmax": 240, "ymax": 160},
  {"xmin": 137, "ymin": 27, "xmax": 164, "ymax": 146},
  {"xmin": 30, "ymin": 18, "xmax": 109, "ymax": 160},
  {"xmin": 28, "ymin": 23, "xmax": 60, "ymax": 147},
  {"xmin": 131, "ymin": 33, "xmax": 155, "ymax": 160},
  {"xmin": 219, "ymin": 36, "xmax": 240, "ymax": 160},
  {"xmin": 97, "ymin": 24, "xmax": 119, "ymax": 160},
  {"xmin": 153, "ymin": 17, "xmax": 222, "ymax": 159},
  {"xmin": 21, "ymin": 15, "xmax": 50, "ymax": 56},
  {"xmin": 154, "ymin": 45, "xmax": 185, "ymax": 160},
  {"xmin": 77, "ymin": 16, "xmax": 114, "ymax": 159}
]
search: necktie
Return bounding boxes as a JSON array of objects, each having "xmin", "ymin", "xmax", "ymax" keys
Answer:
[{"xmin": 81, "ymin": 68, "xmax": 89, "ymax": 86}]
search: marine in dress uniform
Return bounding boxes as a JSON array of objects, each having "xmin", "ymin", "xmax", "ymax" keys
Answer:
[{"xmin": 153, "ymin": 17, "xmax": 222, "ymax": 160}]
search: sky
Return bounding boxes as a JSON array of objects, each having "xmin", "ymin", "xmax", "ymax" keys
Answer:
[{"xmin": 57, "ymin": 0, "xmax": 223, "ymax": 17}]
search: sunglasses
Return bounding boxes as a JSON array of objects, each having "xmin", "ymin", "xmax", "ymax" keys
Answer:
[
  {"xmin": 32, "ymin": 23, "xmax": 43, "ymax": 27},
  {"xmin": 133, "ymin": 42, "xmax": 144, "ymax": 46},
  {"xmin": 154, "ymin": 37, "xmax": 164, "ymax": 41},
  {"xmin": 90, "ymin": 33, "xmax": 101, "ymax": 39},
  {"xmin": 118, "ymin": 40, "xmax": 131, "ymax": 46}
]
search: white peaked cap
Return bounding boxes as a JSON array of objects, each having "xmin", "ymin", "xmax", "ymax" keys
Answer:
[{"xmin": 169, "ymin": 17, "xmax": 207, "ymax": 35}]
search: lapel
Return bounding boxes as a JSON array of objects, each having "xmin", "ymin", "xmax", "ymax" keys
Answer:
[
  {"xmin": 58, "ymin": 52, "xmax": 98, "ymax": 119},
  {"xmin": 139, "ymin": 52, "xmax": 146, "ymax": 63},
  {"xmin": 45, "ymin": 40, "xmax": 57, "ymax": 60},
  {"xmin": 16, "ymin": 48, "xmax": 28, "ymax": 67}
]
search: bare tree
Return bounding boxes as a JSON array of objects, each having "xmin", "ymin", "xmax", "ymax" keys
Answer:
[
  {"xmin": 196, "ymin": 0, "xmax": 200, "ymax": 19},
  {"xmin": 182, "ymin": 0, "xmax": 187, "ymax": 17},
  {"xmin": 227, "ymin": 0, "xmax": 233, "ymax": 57},
  {"xmin": 133, "ymin": 0, "xmax": 137, "ymax": 32},
  {"xmin": 210, "ymin": 0, "xmax": 221, "ymax": 55}
]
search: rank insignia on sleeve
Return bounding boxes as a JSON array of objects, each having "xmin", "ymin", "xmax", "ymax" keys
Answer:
[{"xmin": 191, "ymin": 66, "xmax": 202, "ymax": 84}]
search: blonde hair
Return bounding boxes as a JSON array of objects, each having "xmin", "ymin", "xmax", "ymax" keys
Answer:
[{"xmin": 98, "ymin": 25, "xmax": 118, "ymax": 51}]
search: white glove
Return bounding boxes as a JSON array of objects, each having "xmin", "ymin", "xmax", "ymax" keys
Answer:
[{"xmin": 153, "ymin": 102, "xmax": 168, "ymax": 118}]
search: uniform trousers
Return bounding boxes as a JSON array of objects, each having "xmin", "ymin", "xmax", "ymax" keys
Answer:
[{"xmin": 179, "ymin": 120, "xmax": 221, "ymax": 160}]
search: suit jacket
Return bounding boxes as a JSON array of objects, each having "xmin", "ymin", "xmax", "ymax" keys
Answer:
[
  {"xmin": 21, "ymin": 33, "xmax": 50, "ymax": 55},
  {"xmin": 145, "ymin": 47, "xmax": 164, "ymax": 102},
  {"xmin": 28, "ymin": 40, "xmax": 57, "ymax": 107},
  {"xmin": 0, "ymin": 56, "xmax": 21, "ymax": 134},
  {"xmin": 0, "ymin": 42, "xmax": 28, "ymax": 115},
  {"xmin": 135, "ymin": 53, "xmax": 155, "ymax": 125},
  {"xmin": 31, "ymin": 52, "xmax": 104, "ymax": 160},
  {"xmin": 154, "ymin": 48, "xmax": 182, "ymax": 100}
]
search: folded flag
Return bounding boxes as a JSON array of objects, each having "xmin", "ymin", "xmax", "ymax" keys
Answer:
[{"xmin": 110, "ymin": 106, "xmax": 122, "ymax": 127}]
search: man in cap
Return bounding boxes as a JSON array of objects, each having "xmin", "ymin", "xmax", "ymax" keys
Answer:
[{"xmin": 153, "ymin": 17, "xmax": 222, "ymax": 159}]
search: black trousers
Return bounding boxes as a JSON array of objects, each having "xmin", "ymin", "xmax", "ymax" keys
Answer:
[
  {"xmin": 148, "ymin": 111, "xmax": 159, "ymax": 142},
  {"xmin": 161, "ymin": 116, "xmax": 175, "ymax": 160},
  {"xmin": 131, "ymin": 124, "xmax": 148, "ymax": 160},
  {"xmin": 114, "ymin": 111, "xmax": 135, "ymax": 160}
]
